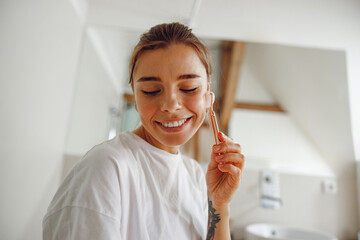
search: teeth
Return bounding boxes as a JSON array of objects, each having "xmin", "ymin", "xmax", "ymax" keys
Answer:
[{"xmin": 161, "ymin": 119, "xmax": 187, "ymax": 128}]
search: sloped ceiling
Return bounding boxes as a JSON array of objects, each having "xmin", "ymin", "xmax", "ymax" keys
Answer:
[
  {"xmin": 88, "ymin": 0, "xmax": 195, "ymax": 30},
  {"xmin": 194, "ymin": 0, "xmax": 360, "ymax": 49},
  {"xmin": 243, "ymin": 43, "xmax": 354, "ymax": 173}
]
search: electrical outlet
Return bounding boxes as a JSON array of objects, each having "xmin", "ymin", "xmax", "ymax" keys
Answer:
[{"xmin": 322, "ymin": 178, "xmax": 338, "ymax": 195}]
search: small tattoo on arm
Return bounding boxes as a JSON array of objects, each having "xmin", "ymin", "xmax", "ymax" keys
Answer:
[{"xmin": 206, "ymin": 199, "xmax": 221, "ymax": 240}]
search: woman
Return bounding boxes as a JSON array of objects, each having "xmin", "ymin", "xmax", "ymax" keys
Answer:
[{"xmin": 43, "ymin": 22, "xmax": 245, "ymax": 240}]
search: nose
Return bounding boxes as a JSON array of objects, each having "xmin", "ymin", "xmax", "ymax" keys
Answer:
[{"xmin": 160, "ymin": 90, "xmax": 181, "ymax": 112}]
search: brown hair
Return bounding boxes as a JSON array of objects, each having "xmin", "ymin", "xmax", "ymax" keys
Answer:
[{"xmin": 129, "ymin": 22, "xmax": 212, "ymax": 85}]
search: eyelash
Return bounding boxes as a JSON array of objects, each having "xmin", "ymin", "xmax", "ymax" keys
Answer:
[
  {"xmin": 142, "ymin": 88, "xmax": 198, "ymax": 95},
  {"xmin": 181, "ymin": 87, "xmax": 198, "ymax": 93},
  {"xmin": 142, "ymin": 90, "xmax": 161, "ymax": 95}
]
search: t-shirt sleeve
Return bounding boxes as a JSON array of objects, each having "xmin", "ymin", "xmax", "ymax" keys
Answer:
[
  {"xmin": 43, "ymin": 144, "xmax": 122, "ymax": 240},
  {"xmin": 43, "ymin": 206, "xmax": 121, "ymax": 240}
]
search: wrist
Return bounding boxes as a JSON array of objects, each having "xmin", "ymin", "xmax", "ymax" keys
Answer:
[
  {"xmin": 213, "ymin": 204, "xmax": 230, "ymax": 217},
  {"xmin": 208, "ymin": 197, "xmax": 230, "ymax": 215},
  {"xmin": 208, "ymin": 196, "xmax": 230, "ymax": 212},
  {"xmin": 206, "ymin": 198, "xmax": 231, "ymax": 240}
]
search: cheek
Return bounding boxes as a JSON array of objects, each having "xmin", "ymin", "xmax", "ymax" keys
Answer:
[
  {"xmin": 186, "ymin": 93, "xmax": 207, "ymax": 114},
  {"xmin": 136, "ymin": 97, "xmax": 158, "ymax": 120}
]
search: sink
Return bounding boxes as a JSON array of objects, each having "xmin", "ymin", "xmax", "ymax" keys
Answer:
[{"xmin": 245, "ymin": 223, "xmax": 337, "ymax": 240}]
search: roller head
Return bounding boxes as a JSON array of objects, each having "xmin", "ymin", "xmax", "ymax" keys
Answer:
[
  {"xmin": 208, "ymin": 92, "xmax": 220, "ymax": 144},
  {"xmin": 205, "ymin": 91, "xmax": 214, "ymax": 109},
  {"xmin": 210, "ymin": 92, "xmax": 215, "ymax": 106}
]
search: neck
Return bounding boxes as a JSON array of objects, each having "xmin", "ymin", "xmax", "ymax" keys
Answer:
[{"xmin": 133, "ymin": 126, "xmax": 180, "ymax": 155}]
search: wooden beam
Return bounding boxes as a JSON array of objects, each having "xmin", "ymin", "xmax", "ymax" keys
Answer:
[
  {"xmin": 219, "ymin": 41, "xmax": 246, "ymax": 131},
  {"xmin": 220, "ymin": 41, "xmax": 233, "ymax": 101},
  {"xmin": 234, "ymin": 102, "xmax": 285, "ymax": 112}
]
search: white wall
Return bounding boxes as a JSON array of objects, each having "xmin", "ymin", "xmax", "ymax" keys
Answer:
[
  {"xmin": 88, "ymin": 0, "xmax": 195, "ymax": 32},
  {"xmin": 0, "ymin": 1, "xmax": 83, "ymax": 239},
  {"xmin": 65, "ymin": 31, "xmax": 121, "ymax": 157},
  {"xmin": 236, "ymin": 61, "xmax": 276, "ymax": 104},
  {"xmin": 63, "ymin": 27, "xmax": 140, "ymax": 177},
  {"xmin": 230, "ymin": 110, "xmax": 333, "ymax": 176}
]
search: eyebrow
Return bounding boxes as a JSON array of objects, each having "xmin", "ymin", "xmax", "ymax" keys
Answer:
[
  {"xmin": 136, "ymin": 76, "xmax": 161, "ymax": 82},
  {"xmin": 136, "ymin": 74, "xmax": 201, "ymax": 82},
  {"xmin": 178, "ymin": 74, "xmax": 201, "ymax": 80}
]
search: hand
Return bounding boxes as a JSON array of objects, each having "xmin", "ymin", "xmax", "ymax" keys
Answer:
[{"xmin": 206, "ymin": 132, "xmax": 245, "ymax": 210}]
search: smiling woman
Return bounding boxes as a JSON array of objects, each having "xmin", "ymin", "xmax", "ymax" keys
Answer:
[{"xmin": 43, "ymin": 22, "xmax": 245, "ymax": 240}]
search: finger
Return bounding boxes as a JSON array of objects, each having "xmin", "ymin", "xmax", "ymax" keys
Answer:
[
  {"xmin": 217, "ymin": 132, "xmax": 232, "ymax": 143},
  {"xmin": 218, "ymin": 163, "xmax": 242, "ymax": 180},
  {"xmin": 218, "ymin": 163, "xmax": 243, "ymax": 188},
  {"xmin": 208, "ymin": 150, "xmax": 220, "ymax": 170},
  {"xmin": 213, "ymin": 141, "xmax": 242, "ymax": 154},
  {"xmin": 215, "ymin": 153, "xmax": 245, "ymax": 169},
  {"xmin": 208, "ymin": 156, "xmax": 218, "ymax": 170}
]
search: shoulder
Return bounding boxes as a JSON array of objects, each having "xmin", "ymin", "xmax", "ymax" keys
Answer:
[
  {"xmin": 83, "ymin": 132, "xmax": 135, "ymax": 160},
  {"xmin": 66, "ymin": 132, "xmax": 144, "ymax": 193},
  {"xmin": 44, "ymin": 132, "xmax": 139, "ymax": 221},
  {"xmin": 77, "ymin": 132, "xmax": 139, "ymax": 171}
]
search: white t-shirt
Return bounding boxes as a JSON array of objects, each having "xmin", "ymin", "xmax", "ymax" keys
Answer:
[{"xmin": 43, "ymin": 132, "xmax": 208, "ymax": 240}]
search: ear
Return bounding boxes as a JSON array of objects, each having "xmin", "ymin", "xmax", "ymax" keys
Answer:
[
  {"xmin": 205, "ymin": 91, "xmax": 215, "ymax": 110},
  {"xmin": 205, "ymin": 79, "xmax": 211, "ymax": 109}
]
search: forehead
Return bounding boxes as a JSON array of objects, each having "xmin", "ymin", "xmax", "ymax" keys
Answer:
[{"xmin": 133, "ymin": 44, "xmax": 207, "ymax": 79}]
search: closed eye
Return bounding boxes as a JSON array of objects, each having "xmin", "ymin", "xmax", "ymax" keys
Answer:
[
  {"xmin": 142, "ymin": 90, "xmax": 161, "ymax": 95},
  {"xmin": 181, "ymin": 87, "xmax": 198, "ymax": 93}
]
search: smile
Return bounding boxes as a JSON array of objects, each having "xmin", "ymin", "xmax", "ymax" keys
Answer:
[
  {"xmin": 161, "ymin": 119, "xmax": 187, "ymax": 128},
  {"xmin": 156, "ymin": 117, "xmax": 192, "ymax": 132}
]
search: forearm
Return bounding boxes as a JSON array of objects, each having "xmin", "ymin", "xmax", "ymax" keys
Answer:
[{"xmin": 206, "ymin": 199, "xmax": 231, "ymax": 240}]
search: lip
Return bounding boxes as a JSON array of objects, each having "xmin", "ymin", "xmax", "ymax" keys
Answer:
[{"xmin": 155, "ymin": 117, "xmax": 192, "ymax": 133}]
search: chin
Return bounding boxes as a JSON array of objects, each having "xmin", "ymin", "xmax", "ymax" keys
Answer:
[
  {"xmin": 161, "ymin": 136, "xmax": 189, "ymax": 147},
  {"xmin": 160, "ymin": 132, "xmax": 194, "ymax": 147}
]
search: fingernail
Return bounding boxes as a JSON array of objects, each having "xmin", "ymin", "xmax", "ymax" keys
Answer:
[{"xmin": 213, "ymin": 145, "xmax": 221, "ymax": 151}]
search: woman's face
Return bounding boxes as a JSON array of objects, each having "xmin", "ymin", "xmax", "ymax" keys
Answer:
[{"xmin": 132, "ymin": 44, "xmax": 211, "ymax": 154}]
